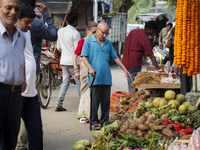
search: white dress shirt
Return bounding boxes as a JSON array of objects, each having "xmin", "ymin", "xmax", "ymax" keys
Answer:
[
  {"xmin": 22, "ymin": 31, "xmax": 37, "ymax": 97},
  {"xmin": 57, "ymin": 25, "xmax": 81, "ymax": 65}
]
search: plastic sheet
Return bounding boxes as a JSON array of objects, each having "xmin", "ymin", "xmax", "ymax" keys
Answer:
[
  {"xmin": 187, "ymin": 127, "xmax": 200, "ymax": 150},
  {"xmin": 168, "ymin": 142, "xmax": 187, "ymax": 150}
]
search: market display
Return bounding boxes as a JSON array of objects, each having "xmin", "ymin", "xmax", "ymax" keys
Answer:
[
  {"xmin": 174, "ymin": 0, "xmax": 200, "ymax": 76},
  {"xmin": 73, "ymin": 90, "xmax": 200, "ymax": 150}
]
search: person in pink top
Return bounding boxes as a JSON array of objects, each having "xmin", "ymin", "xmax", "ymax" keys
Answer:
[
  {"xmin": 122, "ymin": 21, "xmax": 162, "ymax": 93},
  {"xmin": 72, "ymin": 21, "xmax": 99, "ymax": 124}
]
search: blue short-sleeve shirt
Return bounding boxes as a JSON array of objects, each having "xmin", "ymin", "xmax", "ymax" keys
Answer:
[{"xmin": 81, "ymin": 34, "xmax": 118, "ymax": 87}]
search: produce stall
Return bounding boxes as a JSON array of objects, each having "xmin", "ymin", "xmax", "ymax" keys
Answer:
[
  {"xmin": 72, "ymin": 89, "xmax": 200, "ymax": 150},
  {"xmin": 71, "ymin": 0, "xmax": 200, "ymax": 148},
  {"xmin": 130, "ymin": 66, "xmax": 181, "ymax": 97},
  {"xmin": 131, "ymin": 84, "xmax": 180, "ymax": 97}
]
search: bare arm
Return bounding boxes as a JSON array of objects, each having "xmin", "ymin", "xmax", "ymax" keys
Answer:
[
  {"xmin": 82, "ymin": 56, "xmax": 96, "ymax": 77},
  {"xmin": 122, "ymin": 40, "xmax": 127, "ymax": 54},
  {"xmin": 148, "ymin": 54, "xmax": 162, "ymax": 71},
  {"xmin": 159, "ymin": 35, "xmax": 162, "ymax": 46},
  {"xmin": 72, "ymin": 54, "xmax": 80, "ymax": 80},
  {"xmin": 114, "ymin": 57, "xmax": 131, "ymax": 79},
  {"xmin": 166, "ymin": 32, "xmax": 170, "ymax": 39}
]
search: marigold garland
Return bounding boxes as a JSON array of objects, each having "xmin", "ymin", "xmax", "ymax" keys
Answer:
[{"xmin": 174, "ymin": 0, "xmax": 200, "ymax": 76}]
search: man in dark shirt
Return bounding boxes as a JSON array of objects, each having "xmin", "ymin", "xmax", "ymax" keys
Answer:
[
  {"xmin": 122, "ymin": 21, "xmax": 161, "ymax": 93},
  {"xmin": 20, "ymin": 0, "xmax": 57, "ymax": 83}
]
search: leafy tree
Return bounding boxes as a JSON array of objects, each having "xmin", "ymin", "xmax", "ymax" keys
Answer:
[
  {"xmin": 128, "ymin": 0, "xmax": 154, "ymax": 24},
  {"xmin": 127, "ymin": 0, "xmax": 177, "ymax": 24}
]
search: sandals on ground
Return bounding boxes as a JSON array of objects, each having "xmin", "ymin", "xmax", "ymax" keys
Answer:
[
  {"xmin": 92, "ymin": 124, "xmax": 101, "ymax": 130},
  {"xmin": 79, "ymin": 118, "xmax": 88, "ymax": 124}
]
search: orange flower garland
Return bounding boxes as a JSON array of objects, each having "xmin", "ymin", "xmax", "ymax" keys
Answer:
[{"xmin": 174, "ymin": 0, "xmax": 200, "ymax": 76}]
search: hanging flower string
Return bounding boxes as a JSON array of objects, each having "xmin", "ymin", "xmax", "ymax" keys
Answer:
[{"xmin": 174, "ymin": 0, "xmax": 200, "ymax": 76}]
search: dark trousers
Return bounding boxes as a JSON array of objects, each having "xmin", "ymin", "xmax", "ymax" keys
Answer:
[
  {"xmin": 0, "ymin": 89, "xmax": 22, "ymax": 150},
  {"xmin": 91, "ymin": 85, "xmax": 111, "ymax": 126},
  {"xmin": 180, "ymin": 67, "xmax": 191, "ymax": 95},
  {"xmin": 126, "ymin": 67, "xmax": 142, "ymax": 93},
  {"xmin": 169, "ymin": 44, "xmax": 174, "ymax": 66},
  {"xmin": 22, "ymin": 95, "xmax": 43, "ymax": 150}
]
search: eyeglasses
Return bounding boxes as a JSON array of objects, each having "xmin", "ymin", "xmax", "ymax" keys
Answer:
[{"xmin": 98, "ymin": 28, "xmax": 109, "ymax": 36}]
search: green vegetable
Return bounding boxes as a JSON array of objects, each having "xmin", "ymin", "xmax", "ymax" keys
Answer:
[
  {"xmin": 109, "ymin": 131, "xmax": 163, "ymax": 150},
  {"xmin": 145, "ymin": 101, "xmax": 154, "ymax": 109},
  {"xmin": 76, "ymin": 139, "xmax": 91, "ymax": 147},
  {"xmin": 159, "ymin": 138, "xmax": 166, "ymax": 150},
  {"xmin": 171, "ymin": 116, "xmax": 182, "ymax": 122},
  {"xmin": 92, "ymin": 131, "xmax": 103, "ymax": 139},
  {"xmin": 72, "ymin": 144, "xmax": 86, "ymax": 150}
]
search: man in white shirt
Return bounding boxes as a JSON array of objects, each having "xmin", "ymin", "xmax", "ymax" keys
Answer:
[
  {"xmin": 15, "ymin": 2, "xmax": 43, "ymax": 150},
  {"xmin": 55, "ymin": 12, "xmax": 81, "ymax": 111}
]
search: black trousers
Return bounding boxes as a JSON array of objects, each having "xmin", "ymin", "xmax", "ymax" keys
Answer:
[
  {"xmin": 0, "ymin": 89, "xmax": 22, "ymax": 150},
  {"xmin": 91, "ymin": 85, "xmax": 111, "ymax": 126},
  {"xmin": 180, "ymin": 66, "xmax": 191, "ymax": 95},
  {"xmin": 169, "ymin": 44, "xmax": 174, "ymax": 66},
  {"xmin": 22, "ymin": 95, "xmax": 43, "ymax": 150}
]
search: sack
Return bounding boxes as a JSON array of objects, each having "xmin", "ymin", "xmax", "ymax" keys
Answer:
[{"xmin": 110, "ymin": 91, "xmax": 131, "ymax": 112}]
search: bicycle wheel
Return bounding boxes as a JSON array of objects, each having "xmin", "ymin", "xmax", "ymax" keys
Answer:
[{"xmin": 37, "ymin": 65, "xmax": 52, "ymax": 108}]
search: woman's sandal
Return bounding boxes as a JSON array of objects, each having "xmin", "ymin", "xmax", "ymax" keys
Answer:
[
  {"xmin": 92, "ymin": 124, "xmax": 101, "ymax": 130},
  {"xmin": 80, "ymin": 118, "xmax": 88, "ymax": 124}
]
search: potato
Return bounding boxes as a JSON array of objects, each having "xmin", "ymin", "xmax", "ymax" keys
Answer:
[
  {"xmin": 110, "ymin": 115, "xmax": 118, "ymax": 121},
  {"xmin": 126, "ymin": 129, "xmax": 135, "ymax": 135},
  {"xmin": 140, "ymin": 95, "xmax": 146, "ymax": 100},
  {"xmin": 136, "ymin": 117, "xmax": 146, "ymax": 125},
  {"xmin": 137, "ymin": 90, "xmax": 145, "ymax": 96},
  {"xmin": 147, "ymin": 130, "xmax": 152, "ymax": 136},
  {"xmin": 137, "ymin": 130, "xmax": 143, "ymax": 137},
  {"xmin": 151, "ymin": 125, "xmax": 166, "ymax": 131},
  {"xmin": 147, "ymin": 97, "xmax": 154, "ymax": 101},
  {"xmin": 148, "ymin": 115, "xmax": 156, "ymax": 123},
  {"xmin": 120, "ymin": 124, "xmax": 129, "ymax": 134},
  {"xmin": 144, "ymin": 112, "xmax": 151, "ymax": 119},
  {"xmin": 160, "ymin": 116, "xmax": 169, "ymax": 123},
  {"xmin": 144, "ymin": 134, "xmax": 149, "ymax": 138},
  {"xmin": 129, "ymin": 123, "xmax": 137, "ymax": 130},
  {"xmin": 154, "ymin": 119, "xmax": 162, "ymax": 125},
  {"xmin": 167, "ymin": 124, "xmax": 173, "ymax": 129},
  {"xmin": 162, "ymin": 128, "xmax": 174, "ymax": 137},
  {"xmin": 149, "ymin": 123, "xmax": 155, "ymax": 128},
  {"xmin": 124, "ymin": 120, "xmax": 130, "ymax": 126},
  {"xmin": 145, "ymin": 92, "xmax": 151, "ymax": 98},
  {"xmin": 144, "ymin": 120, "xmax": 150, "ymax": 126},
  {"xmin": 138, "ymin": 124, "xmax": 148, "ymax": 131}
]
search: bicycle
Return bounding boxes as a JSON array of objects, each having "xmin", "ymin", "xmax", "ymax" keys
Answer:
[{"xmin": 37, "ymin": 46, "xmax": 62, "ymax": 108}]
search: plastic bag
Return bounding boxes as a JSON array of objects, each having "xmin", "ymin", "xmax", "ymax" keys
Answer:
[
  {"xmin": 187, "ymin": 129, "xmax": 197, "ymax": 150},
  {"xmin": 187, "ymin": 127, "xmax": 200, "ymax": 150},
  {"xmin": 110, "ymin": 91, "xmax": 131, "ymax": 112},
  {"xmin": 178, "ymin": 126, "xmax": 193, "ymax": 135},
  {"xmin": 164, "ymin": 120, "xmax": 184, "ymax": 132},
  {"xmin": 168, "ymin": 143, "xmax": 187, "ymax": 150}
]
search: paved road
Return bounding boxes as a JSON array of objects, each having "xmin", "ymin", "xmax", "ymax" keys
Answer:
[{"xmin": 41, "ymin": 64, "xmax": 147, "ymax": 150}]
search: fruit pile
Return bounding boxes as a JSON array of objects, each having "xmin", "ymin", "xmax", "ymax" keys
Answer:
[{"xmin": 127, "ymin": 90, "xmax": 199, "ymax": 128}]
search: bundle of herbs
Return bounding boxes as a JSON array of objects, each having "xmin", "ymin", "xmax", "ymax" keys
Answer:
[{"xmin": 109, "ymin": 131, "xmax": 163, "ymax": 150}]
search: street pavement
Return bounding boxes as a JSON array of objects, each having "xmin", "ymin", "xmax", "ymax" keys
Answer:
[{"xmin": 41, "ymin": 64, "xmax": 147, "ymax": 150}]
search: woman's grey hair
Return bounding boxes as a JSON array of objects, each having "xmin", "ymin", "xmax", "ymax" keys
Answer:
[{"xmin": 87, "ymin": 21, "xmax": 98, "ymax": 30}]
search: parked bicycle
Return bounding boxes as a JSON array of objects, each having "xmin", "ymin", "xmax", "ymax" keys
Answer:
[{"xmin": 36, "ymin": 43, "xmax": 62, "ymax": 108}]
